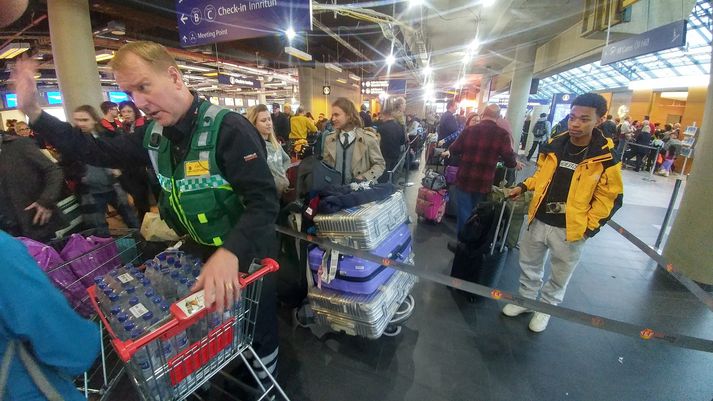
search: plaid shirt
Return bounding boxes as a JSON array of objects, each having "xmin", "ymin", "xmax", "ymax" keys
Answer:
[{"xmin": 448, "ymin": 119, "xmax": 517, "ymax": 193}]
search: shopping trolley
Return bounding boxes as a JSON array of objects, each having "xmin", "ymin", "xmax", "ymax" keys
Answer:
[
  {"xmin": 45, "ymin": 228, "xmax": 144, "ymax": 399},
  {"xmin": 88, "ymin": 258, "xmax": 290, "ymax": 401}
]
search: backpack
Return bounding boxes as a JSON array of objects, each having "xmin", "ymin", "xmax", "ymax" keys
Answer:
[{"xmin": 533, "ymin": 120, "xmax": 547, "ymax": 138}]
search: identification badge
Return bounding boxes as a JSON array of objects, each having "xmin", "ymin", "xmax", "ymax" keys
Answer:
[{"xmin": 185, "ymin": 160, "xmax": 210, "ymax": 176}]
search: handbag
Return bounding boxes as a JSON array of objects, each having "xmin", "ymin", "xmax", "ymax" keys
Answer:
[{"xmin": 311, "ymin": 160, "xmax": 342, "ymax": 192}]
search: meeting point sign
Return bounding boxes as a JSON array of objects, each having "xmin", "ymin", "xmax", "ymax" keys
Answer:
[{"xmin": 175, "ymin": 0, "xmax": 312, "ymax": 46}]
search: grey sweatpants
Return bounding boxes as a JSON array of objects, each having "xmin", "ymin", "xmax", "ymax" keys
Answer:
[{"xmin": 517, "ymin": 218, "xmax": 587, "ymax": 305}]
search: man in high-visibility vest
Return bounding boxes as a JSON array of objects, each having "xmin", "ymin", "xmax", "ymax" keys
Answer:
[{"xmin": 12, "ymin": 41, "xmax": 281, "ymax": 379}]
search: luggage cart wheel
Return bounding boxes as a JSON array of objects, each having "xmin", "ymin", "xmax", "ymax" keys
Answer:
[{"xmin": 383, "ymin": 325, "xmax": 402, "ymax": 337}]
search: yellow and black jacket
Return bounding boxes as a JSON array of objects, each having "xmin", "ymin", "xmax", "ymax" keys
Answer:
[{"xmin": 517, "ymin": 128, "xmax": 624, "ymax": 241}]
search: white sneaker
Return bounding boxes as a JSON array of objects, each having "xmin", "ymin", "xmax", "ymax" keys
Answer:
[
  {"xmin": 502, "ymin": 303, "xmax": 530, "ymax": 317},
  {"xmin": 528, "ymin": 312, "xmax": 551, "ymax": 332}
]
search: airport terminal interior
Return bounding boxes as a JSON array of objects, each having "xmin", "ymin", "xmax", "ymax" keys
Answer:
[{"xmin": 0, "ymin": 0, "xmax": 712, "ymax": 400}]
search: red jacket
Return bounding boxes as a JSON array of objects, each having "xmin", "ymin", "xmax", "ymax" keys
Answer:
[{"xmin": 448, "ymin": 119, "xmax": 517, "ymax": 193}]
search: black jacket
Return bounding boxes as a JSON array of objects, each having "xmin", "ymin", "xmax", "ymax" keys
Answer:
[
  {"xmin": 272, "ymin": 112, "xmax": 290, "ymax": 143},
  {"xmin": 0, "ymin": 134, "xmax": 66, "ymax": 241},
  {"xmin": 31, "ymin": 95, "xmax": 278, "ymax": 266}
]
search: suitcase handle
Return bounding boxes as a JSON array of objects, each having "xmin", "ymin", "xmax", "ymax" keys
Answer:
[{"xmin": 490, "ymin": 201, "xmax": 513, "ymax": 256}]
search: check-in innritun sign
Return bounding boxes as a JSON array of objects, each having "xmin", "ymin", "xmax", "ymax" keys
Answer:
[{"xmin": 176, "ymin": 0, "xmax": 312, "ymax": 47}]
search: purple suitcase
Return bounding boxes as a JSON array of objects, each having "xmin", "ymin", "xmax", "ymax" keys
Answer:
[{"xmin": 308, "ymin": 224, "xmax": 412, "ymax": 295}]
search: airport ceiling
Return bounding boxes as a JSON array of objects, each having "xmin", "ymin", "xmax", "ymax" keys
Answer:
[{"xmin": 0, "ymin": 0, "xmax": 589, "ymax": 93}]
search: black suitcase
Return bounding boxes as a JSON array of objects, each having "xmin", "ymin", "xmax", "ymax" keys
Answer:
[{"xmin": 450, "ymin": 200, "xmax": 513, "ymax": 301}]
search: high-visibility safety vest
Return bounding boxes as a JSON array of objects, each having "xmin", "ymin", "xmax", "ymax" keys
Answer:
[{"xmin": 143, "ymin": 102, "xmax": 244, "ymax": 247}]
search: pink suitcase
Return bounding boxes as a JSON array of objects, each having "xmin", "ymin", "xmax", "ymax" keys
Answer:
[
  {"xmin": 416, "ymin": 187, "xmax": 448, "ymax": 223},
  {"xmin": 445, "ymin": 166, "xmax": 458, "ymax": 185}
]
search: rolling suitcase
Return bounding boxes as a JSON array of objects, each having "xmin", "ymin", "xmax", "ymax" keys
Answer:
[
  {"xmin": 450, "ymin": 199, "xmax": 513, "ymax": 298},
  {"xmin": 308, "ymin": 223, "xmax": 412, "ymax": 295},
  {"xmin": 308, "ymin": 270, "xmax": 417, "ymax": 339},
  {"xmin": 416, "ymin": 187, "xmax": 448, "ymax": 223},
  {"xmin": 313, "ymin": 191, "xmax": 408, "ymax": 250}
]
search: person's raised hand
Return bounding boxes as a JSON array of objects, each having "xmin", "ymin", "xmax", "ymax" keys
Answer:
[
  {"xmin": 441, "ymin": 150, "xmax": 450, "ymax": 159},
  {"xmin": 515, "ymin": 161, "xmax": 525, "ymax": 171},
  {"xmin": 191, "ymin": 247, "xmax": 241, "ymax": 313},
  {"xmin": 10, "ymin": 57, "xmax": 42, "ymax": 122}
]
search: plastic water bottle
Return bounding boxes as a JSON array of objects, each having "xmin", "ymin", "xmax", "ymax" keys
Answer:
[
  {"xmin": 150, "ymin": 296, "xmax": 165, "ymax": 319},
  {"xmin": 140, "ymin": 287, "xmax": 156, "ymax": 307},
  {"xmin": 176, "ymin": 277, "xmax": 191, "ymax": 299},
  {"xmin": 128, "ymin": 328, "xmax": 166, "ymax": 401}
]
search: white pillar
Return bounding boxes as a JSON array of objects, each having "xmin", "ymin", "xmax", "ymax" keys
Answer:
[
  {"xmin": 47, "ymin": 0, "xmax": 103, "ymax": 116},
  {"xmin": 663, "ymin": 49, "xmax": 713, "ymax": 285},
  {"xmin": 477, "ymin": 75, "xmax": 492, "ymax": 113},
  {"xmin": 297, "ymin": 66, "xmax": 313, "ymax": 114},
  {"xmin": 505, "ymin": 45, "xmax": 536, "ymax": 152}
]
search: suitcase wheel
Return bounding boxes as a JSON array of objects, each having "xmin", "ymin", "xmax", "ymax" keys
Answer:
[{"xmin": 383, "ymin": 325, "xmax": 402, "ymax": 337}]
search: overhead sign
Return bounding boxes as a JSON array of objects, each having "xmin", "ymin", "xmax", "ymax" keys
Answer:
[
  {"xmin": 176, "ymin": 0, "xmax": 312, "ymax": 47},
  {"xmin": 550, "ymin": 93, "xmax": 575, "ymax": 124},
  {"xmin": 322, "ymin": 86, "xmax": 331, "ymax": 95},
  {"xmin": 360, "ymin": 79, "xmax": 407, "ymax": 95},
  {"xmin": 387, "ymin": 79, "xmax": 407, "ymax": 95},
  {"xmin": 217, "ymin": 73, "xmax": 261, "ymax": 89},
  {"xmin": 601, "ymin": 20, "xmax": 687, "ymax": 66}
]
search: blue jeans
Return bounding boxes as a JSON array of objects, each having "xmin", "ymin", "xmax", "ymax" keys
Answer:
[
  {"xmin": 615, "ymin": 139, "xmax": 628, "ymax": 159},
  {"xmin": 453, "ymin": 186, "xmax": 485, "ymax": 235}
]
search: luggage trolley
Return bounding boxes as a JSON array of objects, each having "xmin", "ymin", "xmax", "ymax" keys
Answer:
[{"xmin": 88, "ymin": 258, "xmax": 290, "ymax": 401}]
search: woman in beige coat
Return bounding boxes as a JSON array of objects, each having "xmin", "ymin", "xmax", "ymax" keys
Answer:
[{"xmin": 322, "ymin": 98, "xmax": 386, "ymax": 184}]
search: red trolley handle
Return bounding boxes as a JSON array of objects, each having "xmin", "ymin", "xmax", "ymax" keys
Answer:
[{"xmin": 87, "ymin": 258, "xmax": 279, "ymax": 362}]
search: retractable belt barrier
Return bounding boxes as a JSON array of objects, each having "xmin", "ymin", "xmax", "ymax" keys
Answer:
[
  {"xmin": 275, "ymin": 225, "xmax": 713, "ymax": 353},
  {"xmin": 607, "ymin": 220, "xmax": 713, "ymax": 311}
]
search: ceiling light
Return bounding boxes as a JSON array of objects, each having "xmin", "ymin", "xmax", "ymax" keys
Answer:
[
  {"xmin": 349, "ymin": 73, "xmax": 361, "ymax": 81},
  {"xmin": 628, "ymin": 75, "xmax": 709, "ymax": 90},
  {"xmin": 325, "ymin": 63, "xmax": 343, "ymax": 73},
  {"xmin": 423, "ymin": 65, "xmax": 432, "ymax": 76},
  {"xmin": 470, "ymin": 38, "xmax": 480, "ymax": 51},
  {"xmin": 455, "ymin": 78, "xmax": 465, "ymax": 88},
  {"xmin": 336, "ymin": 78, "xmax": 347, "ymax": 84},
  {"xmin": 385, "ymin": 54, "xmax": 395, "ymax": 66},
  {"xmin": 203, "ymin": 71, "xmax": 219, "ymax": 77},
  {"xmin": 482, "ymin": 0, "xmax": 496, "ymax": 6},
  {"xmin": 409, "ymin": 0, "xmax": 423, "ymax": 7},
  {"xmin": 95, "ymin": 49, "xmax": 115, "ymax": 62},
  {"xmin": 463, "ymin": 53, "xmax": 471, "ymax": 64},
  {"xmin": 178, "ymin": 63, "xmax": 212, "ymax": 72},
  {"xmin": 0, "ymin": 43, "xmax": 30, "ymax": 59},
  {"xmin": 285, "ymin": 46, "xmax": 312, "ymax": 61},
  {"xmin": 286, "ymin": 27, "xmax": 296, "ymax": 41}
]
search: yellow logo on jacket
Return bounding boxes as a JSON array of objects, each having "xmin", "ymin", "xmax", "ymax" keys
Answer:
[{"xmin": 185, "ymin": 160, "xmax": 210, "ymax": 176}]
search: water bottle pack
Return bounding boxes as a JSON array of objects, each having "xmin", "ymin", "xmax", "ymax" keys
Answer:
[{"xmin": 92, "ymin": 250, "xmax": 239, "ymax": 401}]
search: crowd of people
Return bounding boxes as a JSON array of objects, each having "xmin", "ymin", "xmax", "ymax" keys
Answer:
[{"xmin": 0, "ymin": 37, "xmax": 635, "ymax": 399}]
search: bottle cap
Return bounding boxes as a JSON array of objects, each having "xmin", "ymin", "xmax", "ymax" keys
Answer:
[
  {"xmin": 94, "ymin": 276, "xmax": 104, "ymax": 284},
  {"xmin": 117, "ymin": 312, "xmax": 129, "ymax": 322},
  {"xmin": 129, "ymin": 296, "xmax": 139, "ymax": 305}
]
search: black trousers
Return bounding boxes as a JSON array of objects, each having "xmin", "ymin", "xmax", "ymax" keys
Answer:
[{"xmin": 527, "ymin": 140, "xmax": 543, "ymax": 161}]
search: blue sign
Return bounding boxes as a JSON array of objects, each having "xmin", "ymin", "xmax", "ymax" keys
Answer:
[
  {"xmin": 4, "ymin": 94, "xmax": 17, "ymax": 108},
  {"xmin": 46, "ymin": 91, "xmax": 63, "ymax": 105},
  {"xmin": 387, "ymin": 79, "xmax": 407, "ymax": 95},
  {"xmin": 217, "ymin": 73, "xmax": 261, "ymax": 89},
  {"xmin": 108, "ymin": 91, "xmax": 130, "ymax": 103},
  {"xmin": 176, "ymin": 0, "xmax": 312, "ymax": 47},
  {"xmin": 601, "ymin": 20, "xmax": 687, "ymax": 66}
]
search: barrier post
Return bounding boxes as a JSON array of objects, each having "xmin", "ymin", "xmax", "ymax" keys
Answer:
[{"xmin": 654, "ymin": 178, "xmax": 683, "ymax": 249}]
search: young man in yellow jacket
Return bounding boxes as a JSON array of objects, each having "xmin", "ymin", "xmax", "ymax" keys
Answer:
[{"xmin": 503, "ymin": 93, "xmax": 624, "ymax": 332}]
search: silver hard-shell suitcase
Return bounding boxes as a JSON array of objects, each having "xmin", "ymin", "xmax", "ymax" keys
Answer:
[
  {"xmin": 308, "ymin": 269, "xmax": 416, "ymax": 339},
  {"xmin": 313, "ymin": 191, "xmax": 408, "ymax": 250}
]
